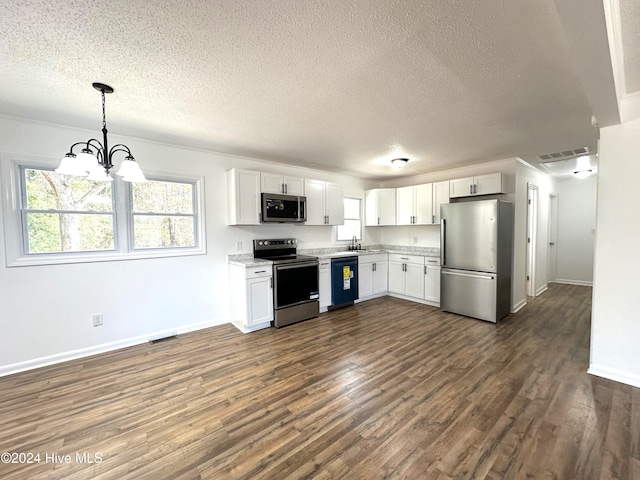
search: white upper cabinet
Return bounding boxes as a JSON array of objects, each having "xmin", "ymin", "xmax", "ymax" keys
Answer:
[
  {"xmin": 261, "ymin": 173, "xmax": 304, "ymax": 195},
  {"xmin": 450, "ymin": 173, "xmax": 506, "ymax": 198},
  {"xmin": 433, "ymin": 180, "xmax": 450, "ymax": 223},
  {"xmin": 396, "ymin": 183, "xmax": 443, "ymax": 225},
  {"xmin": 305, "ymin": 179, "xmax": 344, "ymax": 225},
  {"xmin": 365, "ymin": 188, "xmax": 396, "ymax": 226},
  {"xmin": 227, "ymin": 168, "xmax": 261, "ymax": 225}
]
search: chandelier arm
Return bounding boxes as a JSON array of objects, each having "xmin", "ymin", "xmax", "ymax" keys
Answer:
[{"xmin": 108, "ymin": 144, "xmax": 133, "ymax": 156}]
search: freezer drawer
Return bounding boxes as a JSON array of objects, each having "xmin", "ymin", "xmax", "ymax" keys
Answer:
[{"xmin": 441, "ymin": 268, "xmax": 498, "ymax": 323}]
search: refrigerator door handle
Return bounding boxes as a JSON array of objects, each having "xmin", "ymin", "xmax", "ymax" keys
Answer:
[
  {"xmin": 442, "ymin": 270, "xmax": 495, "ymax": 280},
  {"xmin": 440, "ymin": 219, "xmax": 446, "ymax": 266}
]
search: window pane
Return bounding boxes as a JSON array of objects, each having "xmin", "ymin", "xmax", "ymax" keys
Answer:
[
  {"xmin": 25, "ymin": 169, "xmax": 113, "ymax": 212},
  {"xmin": 26, "ymin": 213, "xmax": 115, "ymax": 253},
  {"xmin": 337, "ymin": 219, "xmax": 361, "ymax": 241},
  {"xmin": 343, "ymin": 198, "xmax": 360, "ymax": 219},
  {"xmin": 133, "ymin": 215, "xmax": 195, "ymax": 248},
  {"xmin": 132, "ymin": 180, "xmax": 194, "ymax": 214}
]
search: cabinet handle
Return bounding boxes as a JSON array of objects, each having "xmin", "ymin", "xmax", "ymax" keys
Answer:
[
  {"xmin": 470, "ymin": 184, "xmax": 473, "ymax": 195},
  {"xmin": 473, "ymin": 184, "xmax": 477, "ymax": 194},
  {"xmin": 270, "ymin": 277, "xmax": 273, "ymax": 288},
  {"xmin": 400, "ymin": 257, "xmax": 409, "ymax": 260},
  {"xmin": 255, "ymin": 270, "xmax": 266, "ymax": 274},
  {"xmin": 432, "ymin": 214, "xmax": 435, "ymax": 224},
  {"xmin": 373, "ymin": 263, "xmax": 376, "ymax": 272},
  {"xmin": 378, "ymin": 216, "xmax": 380, "ymax": 225},
  {"xmin": 424, "ymin": 265, "xmax": 427, "ymax": 275}
]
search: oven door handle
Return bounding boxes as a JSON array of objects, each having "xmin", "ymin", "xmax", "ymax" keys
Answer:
[{"xmin": 274, "ymin": 261, "xmax": 319, "ymax": 271}]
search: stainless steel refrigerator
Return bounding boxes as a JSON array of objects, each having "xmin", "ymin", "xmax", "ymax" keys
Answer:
[{"xmin": 440, "ymin": 199, "xmax": 513, "ymax": 323}]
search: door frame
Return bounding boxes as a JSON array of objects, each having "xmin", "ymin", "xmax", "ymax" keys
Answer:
[{"xmin": 526, "ymin": 184, "xmax": 538, "ymax": 297}]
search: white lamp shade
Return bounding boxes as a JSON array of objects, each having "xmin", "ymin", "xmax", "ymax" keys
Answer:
[
  {"xmin": 86, "ymin": 168, "xmax": 114, "ymax": 182},
  {"xmin": 55, "ymin": 155, "xmax": 88, "ymax": 176},
  {"xmin": 77, "ymin": 151, "xmax": 101, "ymax": 174},
  {"xmin": 117, "ymin": 159, "xmax": 146, "ymax": 182}
]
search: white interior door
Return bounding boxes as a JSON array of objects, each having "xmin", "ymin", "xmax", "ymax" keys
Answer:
[{"xmin": 548, "ymin": 193, "xmax": 558, "ymax": 282}]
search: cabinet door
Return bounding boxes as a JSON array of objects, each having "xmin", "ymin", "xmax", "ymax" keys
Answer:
[
  {"xmin": 433, "ymin": 181, "xmax": 450, "ymax": 223},
  {"xmin": 365, "ymin": 190, "xmax": 379, "ymax": 226},
  {"xmin": 319, "ymin": 262, "xmax": 332, "ymax": 309},
  {"xmin": 405, "ymin": 263, "xmax": 425, "ymax": 298},
  {"xmin": 378, "ymin": 189, "xmax": 396, "ymax": 225},
  {"xmin": 388, "ymin": 261, "xmax": 405, "ymax": 294},
  {"xmin": 284, "ymin": 176, "xmax": 304, "ymax": 195},
  {"xmin": 247, "ymin": 276, "xmax": 273, "ymax": 325},
  {"xmin": 325, "ymin": 182, "xmax": 344, "ymax": 225},
  {"xmin": 228, "ymin": 169, "xmax": 261, "ymax": 225},
  {"xmin": 372, "ymin": 261, "xmax": 388, "ymax": 294},
  {"xmin": 475, "ymin": 173, "xmax": 504, "ymax": 195},
  {"xmin": 424, "ymin": 265, "xmax": 441, "ymax": 303},
  {"xmin": 261, "ymin": 173, "xmax": 284, "ymax": 194},
  {"xmin": 450, "ymin": 177, "xmax": 475, "ymax": 198},
  {"xmin": 304, "ymin": 179, "xmax": 326, "ymax": 225},
  {"xmin": 396, "ymin": 186, "xmax": 415, "ymax": 225},
  {"xmin": 414, "ymin": 183, "xmax": 434, "ymax": 225},
  {"xmin": 358, "ymin": 263, "xmax": 374, "ymax": 298}
]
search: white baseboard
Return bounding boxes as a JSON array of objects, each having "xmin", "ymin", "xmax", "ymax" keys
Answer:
[
  {"xmin": 588, "ymin": 364, "xmax": 640, "ymax": 389},
  {"xmin": 0, "ymin": 317, "xmax": 228, "ymax": 378},
  {"xmin": 535, "ymin": 284, "xmax": 548, "ymax": 296},
  {"xmin": 555, "ymin": 279, "xmax": 593, "ymax": 287},
  {"xmin": 511, "ymin": 298, "xmax": 527, "ymax": 313}
]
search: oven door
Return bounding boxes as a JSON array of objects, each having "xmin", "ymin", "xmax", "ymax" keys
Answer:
[{"xmin": 273, "ymin": 261, "xmax": 319, "ymax": 309}]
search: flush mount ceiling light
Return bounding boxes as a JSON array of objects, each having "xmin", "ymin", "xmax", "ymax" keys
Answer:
[
  {"xmin": 391, "ymin": 158, "xmax": 409, "ymax": 169},
  {"xmin": 573, "ymin": 169, "xmax": 593, "ymax": 179},
  {"xmin": 56, "ymin": 83, "xmax": 146, "ymax": 182}
]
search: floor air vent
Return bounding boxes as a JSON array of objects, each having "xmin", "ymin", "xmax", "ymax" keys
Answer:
[{"xmin": 149, "ymin": 333, "xmax": 178, "ymax": 344}]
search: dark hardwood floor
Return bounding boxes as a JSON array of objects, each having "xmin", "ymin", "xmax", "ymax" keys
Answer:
[{"xmin": 1, "ymin": 283, "xmax": 638, "ymax": 479}]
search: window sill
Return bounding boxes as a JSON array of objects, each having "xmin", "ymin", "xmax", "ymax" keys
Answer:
[{"xmin": 6, "ymin": 247, "xmax": 207, "ymax": 268}]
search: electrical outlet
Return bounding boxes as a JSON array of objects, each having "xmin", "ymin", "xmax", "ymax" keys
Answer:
[
  {"xmin": 92, "ymin": 313, "xmax": 103, "ymax": 327},
  {"xmin": 413, "ymin": 237, "xmax": 418, "ymax": 244},
  {"xmin": 236, "ymin": 241, "xmax": 243, "ymax": 251}
]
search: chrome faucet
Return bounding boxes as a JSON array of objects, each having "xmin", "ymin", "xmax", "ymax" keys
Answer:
[{"xmin": 351, "ymin": 236, "xmax": 358, "ymax": 250}]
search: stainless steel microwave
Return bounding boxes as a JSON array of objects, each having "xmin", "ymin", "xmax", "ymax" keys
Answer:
[{"xmin": 261, "ymin": 193, "xmax": 307, "ymax": 223}]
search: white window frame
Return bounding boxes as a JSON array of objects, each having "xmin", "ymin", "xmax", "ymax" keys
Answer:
[
  {"xmin": 336, "ymin": 196, "xmax": 363, "ymax": 242},
  {"xmin": 127, "ymin": 175, "xmax": 200, "ymax": 252},
  {"xmin": 1, "ymin": 154, "xmax": 206, "ymax": 267}
]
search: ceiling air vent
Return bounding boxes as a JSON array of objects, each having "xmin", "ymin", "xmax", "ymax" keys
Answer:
[{"xmin": 537, "ymin": 146, "xmax": 590, "ymax": 161}]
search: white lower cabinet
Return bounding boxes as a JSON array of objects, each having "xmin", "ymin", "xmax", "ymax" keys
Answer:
[
  {"xmin": 424, "ymin": 258, "xmax": 441, "ymax": 305},
  {"xmin": 388, "ymin": 254, "xmax": 425, "ymax": 299},
  {"xmin": 358, "ymin": 254, "xmax": 388, "ymax": 300},
  {"xmin": 319, "ymin": 259, "xmax": 332, "ymax": 312},
  {"xmin": 229, "ymin": 264, "xmax": 273, "ymax": 333}
]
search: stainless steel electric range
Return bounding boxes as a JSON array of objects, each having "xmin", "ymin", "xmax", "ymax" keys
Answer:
[{"xmin": 253, "ymin": 238, "xmax": 319, "ymax": 328}]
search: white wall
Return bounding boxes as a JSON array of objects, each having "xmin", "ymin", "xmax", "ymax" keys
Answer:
[
  {"xmin": 554, "ymin": 175, "xmax": 597, "ymax": 285},
  {"xmin": 590, "ymin": 118, "xmax": 640, "ymax": 388},
  {"xmin": 0, "ymin": 115, "xmax": 370, "ymax": 374}
]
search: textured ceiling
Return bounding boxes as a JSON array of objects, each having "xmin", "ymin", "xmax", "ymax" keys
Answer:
[{"xmin": 0, "ymin": 0, "xmax": 626, "ymax": 179}]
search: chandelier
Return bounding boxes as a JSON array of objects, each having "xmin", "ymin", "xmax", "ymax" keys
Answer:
[{"xmin": 56, "ymin": 83, "xmax": 146, "ymax": 182}]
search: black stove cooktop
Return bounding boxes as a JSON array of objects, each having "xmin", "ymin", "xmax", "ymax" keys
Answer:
[
  {"xmin": 262, "ymin": 254, "xmax": 318, "ymax": 264},
  {"xmin": 253, "ymin": 238, "xmax": 317, "ymax": 264}
]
